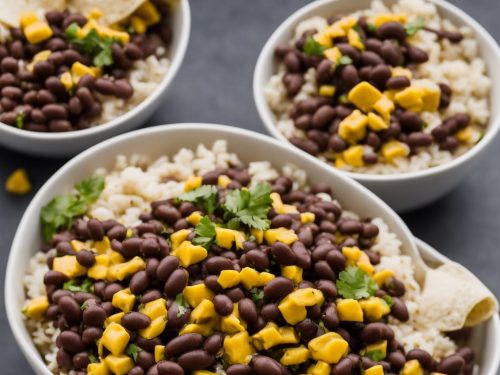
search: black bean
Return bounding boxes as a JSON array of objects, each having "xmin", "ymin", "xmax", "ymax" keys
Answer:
[
  {"xmin": 43, "ymin": 270, "xmax": 68, "ymax": 286},
  {"xmin": 284, "ymin": 52, "xmax": 302, "ymax": 73},
  {"xmin": 391, "ymin": 297, "xmax": 409, "ymax": 321},
  {"xmin": 46, "ymin": 37, "xmax": 67, "ymax": 51},
  {"xmin": 124, "ymin": 43, "xmax": 144, "ymax": 60},
  {"xmin": 333, "ymin": 358, "xmax": 354, "ymax": 375},
  {"xmin": 94, "ymin": 78, "xmax": 116, "ymax": 96},
  {"xmin": 361, "ymin": 51, "xmax": 384, "ymax": 66},
  {"xmin": 72, "ymin": 351, "xmax": 90, "ymax": 370},
  {"xmin": 400, "ymin": 111, "xmax": 422, "ymax": 131},
  {"xmin": 407, "ymin": 349, "xmax": 433, "ymax": 369},
  {"xmin": 130, "ymin": 270, "xmax": 149, "ymax": 294},
  {"xmin": 0, "ymin": 72, "xmax": 16, "ymax": 87},
  {"xmin": 406, "ymin": 132, "xmax": 433, "ymax": 148},
  {"xmin": 340, "ymin": 65, "xmax": 360, "ymax": 90},
  {"xmin": 386, "ymin": 76, "xmax": 411, "ymax": 89},
  {"xmin": 213, "ymin": 294, "xmax": 234, "ymax": 316},
  {"xmin": 369, "ymin": 64, "xmax": 391, "ymax": 87},
  {"xmin": 141, "ymin": 237, "xmax": 160, "ymax": 257},
  {"xmin": 136, "ymin": 350, "xmax": 156, "ymax": 370},
  {"xmin": 58, "ymin": 296, "xmax": 81, "ymax": 322},
  {"xmin": 339, "ymin": 220, "xmax": 363, "ymax": 235},
  {"xmin": 227, "ymin": 364, "xmax": 252, "ymax": 375},
  {"xmin": 439, "ymin": 136, "xmax": 459, "ymax": 151},
  {"xmin": 157, "ymin": 361, "xmax": 184, "ymax": 375},
  {"xmin": 244, "ymin": 249, "xmax": 269, "ymax": 271},
  {"xmin": 82, "ymin": 305, "xmax": 106, "ymax": 327},
  {"xmin": 178, "ymin": 350, "xmax": 215, "ymax": 370},
  {"xmin": 316, "ymin": 279, "xmax": 337, "ymax": 299},
  {"xmin": 77, "ymin": 74, "xmax": 95, "ymax": 90},
  {"xmin": 380, "ymin": 41, "xmax": 403, "ymax": 66},
  {"xmin": 295, "ymin": 318, "xmax": 319, "ymax": 343},
  {"xmin": 85, "ymin": 218, "xmax": 103, "ymax": 240},
  {"xmin": 337, "ymin": 43, "xmax": 361, "ymax": 63},
  {"xmin": 312, "ymin": 105, "xmax": 336, "ymax": 129},
  {"xmin": 44, "ymin": 76, "xmax": 66, "ymax": 98},
  {"xmin": 48, "ymin": 119, "xmax": 71, "ymax": 132},
  {"xmin": 156, "ymin": 256, "xmax": 179, "ymax": 281},
  {"xmin": 33, "ymin": 61, "xmax": 55, "ymax": 78},
  {"xmin": 56, "ymin": 348, "xmax": 73, "ymax": 370},
  {"xmin": 292, "ymin": 242, "xmax": 311, "ymax": 269},
  {"xmin": 81, "ymin": 326, "xmax": 103, "ymax": 345},
  {"xmin": 1, "ymin": 57, "xmax": 18, "ymax": 74},
  {"xmin": 251, "ymin": 355, "xmax": 283, "ymax": 375},
  {"xmin": 264, "ymin": 277, "xmax": 294, "ymax": 301},
  {"xmin": 128, "ymin": 366, "xmax": 146, "ymax": 375},
  {"xmin": 322, "ymin": 302, "xmax": 339, "ymax": 329},
  {"xmin": 239, "ymin": 298, "xmax": 258, "ymax": 324},
  {"xmin": 74, "ymin": 250, "xmax": 95, "ymax": 268},
  {"xmin": 377, "ymin": 22, "xmax": 406, "ymax": 42},
  {"xmin": 314, "ymin": 260, "xmax": 336, "ymax": 281},
  {"xmin": 10, "ymin": 41, "xmax": 24, "ymax": 59},
  {"xmin": 154, "ymin": 205, "xmax": 181, "ymax": 224},
  {"xmin": 164, "ymin": 269, "xmax": 187, "ymax": 297},
  {"xmin": 282, "ymin": 73, "xmax": 304, "ymax": 96},
  {"xmin": 407, "ymin": 45, "xmax": 429, "ymax": 63},
  {"xmin": 270, "ymin": 241, "xmax": 296, "ymax": 266},
  {"xmin": 387, "ymin": 351, "xmax": 406, "ymax": 370},
  {"xmin": 316, "ymin": 59, "xmax": 333, "ymax": 84},
  {"xmin": 111, "ymin": 44, "xmax": 134, "ymax": 70},
  {"xmin": 62, "ymin": 49, "xmax": 85, "ymax": 65},
  {"xmin": 141, "ymin": 290, "xmax": 162, "ymax": 304},
  {"xmin": 114, "ymin": 79, "xmax": 134, "ymax": 99},
  {"xmin": 42, "ymin": 103, "xmax": 67, "ymax": 119},
  {"xmin": 203, "ymin": 332, "xmax": 224, "ymax": 355}
]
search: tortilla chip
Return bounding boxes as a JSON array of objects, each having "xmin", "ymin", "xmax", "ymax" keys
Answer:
[
  {"xmin": 68, "ymin": 0, "xmax": 146, "ymax": 25},
  {"xmin": 0, "ymin": 0, "xmax": 65, "ymax": 27},
  {"xmin": 418, "ymin": 262, "xmax": 498, "ymax": 331}
]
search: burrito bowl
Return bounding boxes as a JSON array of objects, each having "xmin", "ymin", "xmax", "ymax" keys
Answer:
[
  {"xmin": 0, "ymin": 0, "xmax": 190, "ymax": 157},
  {"xmin": 254, "ymin": 0, "xmax": 500, "ymax": 212},
  {"xmin": 5, "ymin": 124, "xmax": 499, "ymax": 375}
]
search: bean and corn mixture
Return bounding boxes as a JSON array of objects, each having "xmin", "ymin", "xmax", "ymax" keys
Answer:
[
  {"xmin": 0, "ymin": 1, "xmax": 171, "ymax": 132},
  {"xmin": 23, "ymin": 167, "xmax": 474, "ymax": 375},
  {"xmin": 273, "ymin": 12, "xmax": 483, "ymax": 169}
]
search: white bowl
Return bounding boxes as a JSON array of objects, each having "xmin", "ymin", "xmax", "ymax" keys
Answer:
[
  {"xmin": 253, "ymin": 0, "xmax": 500, "ymax": 212},
  {"xmin": 5, "ymin": 123, "xmax": 499, "ymax": 374},
  {"xmin": 0, "ymin": 1, "xmax": 191, "ymax": 158}
]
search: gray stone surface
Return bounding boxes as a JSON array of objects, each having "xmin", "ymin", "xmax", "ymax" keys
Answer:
[{"xmin": 0, "ymin": 0, "xmax": 499, "ymax": 373}]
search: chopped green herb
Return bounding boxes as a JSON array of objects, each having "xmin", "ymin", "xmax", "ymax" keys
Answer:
[
  {"xmin": 365, "ymin": 349, "xmax": 384, "ymax": 361},
  {"xmin": 40, "ymin": 174, "xmax": 105, "ymax": 242},
  {"xmin": 338, "ymin": 94, "xmax": 349, "ymax": 104},
  {"xmin": 125, "ymin": 343, "xmax": 141, "ymax": 362},
  {"xmin": 405, "ymin": 16, "xmax": 426, "ymax": 36},
  {"xmin": 177, "ymin": 185, "xmax": 218, "ymax": 214},
  {"xmin": 223, "ymin": 182, "xmax": 273, "ymax": 231},
  {"xmin": 65, "ymin": 23, "xmax": 117, "ymax": 67},
  {"xmin": 175, "ymin": 293, "xmax": 190, "ymax": 317},
  {"xmin": 63, "ymin": 278, "xmax": 93, "ymax": 293},
  {"xmin": 382, "ymin": 294, "xmax": 394, "ymax": 307},
  {"xmin": 80, "ymin": 301, "xmax": 89, "ymax": 310},
  {"xmin": 192, "ymin": 216, "xmax": 217, "ymax": 249},
  {"xmin": 337, "ymin": 55, "xmax": 353, "ymax": 66},
  {"xmin": 367, "ymin": 23, "xmax": 378, "ymax": 33},
  {"xmin": 15, "ymin": 112, "xmax": 25, "ymax": 129},
  {"xmin": 249, "ymin": 287, "xmax": 264, "ymax": 304},
  {"xmin": 336, "ymin": 266, "xmax": 378, "ymax": 300},
  {"xmin": 303, "ymin": 36, "xmax": 327, "ymax": 56},
  {"xmin": 88, "ymin": 354, "xmax": 99, "ymax": 364}
]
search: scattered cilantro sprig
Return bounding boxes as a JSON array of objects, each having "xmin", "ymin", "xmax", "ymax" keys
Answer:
[
  {"xmin": 249, "ymin": 287, "xmax": 264, "ymax": 304},
  {"xmin": 175, "ymin": 293, "xmax": 190, "ymax": 317},
  {"xmin": 337, "ymin": 55, "xmax": 353, "ymax": 66},
  {"xmin": 125, "ymin": 343, "xmax": 141, "ymax": 362},
  {"xmin": 336, "ymin": 266, "xmax": 378, "ymax": 300},
  {"xmin": 40, "ymin": 175, "xmax": 105, "ymax": 242},
  {"xmin": 303, "ymin": 36, "xmax": 327, "ymax": 56},
  {"xmin": 63, "ymin": 278, "xmax": 93, "ymax": 293},
  {"xmin": 223, "ymin": 182, "xmax": 273, "ymax": 231},
  {"xmin": 88, "ymin": 354, "xmax": 99, "ymax": 364},
  {"xmin": 192, "ymin": 216, "xmax": 217, "ymax": 249},
  {"xmin": 365, "ymin": 349, "xmax": 384, "ymax": 361},
  {"xmin": 65, "ymin": 23, "xmax": 117, "ymax": 67},
  {"xmin": 15, "ymin": 112, "xmax": 25, "ymax": 129},
  {"xmin": 405, "ymin": 16, "xmax": 426, "ymax": 36},
  {"xmin": 177, "ymin": 185, "xmax": 218, "ymax": 214}
]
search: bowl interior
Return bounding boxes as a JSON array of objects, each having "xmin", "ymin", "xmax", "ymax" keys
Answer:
[{"xmin": 254, "ymin": 0, "xmax": 500, "ymax": 181}]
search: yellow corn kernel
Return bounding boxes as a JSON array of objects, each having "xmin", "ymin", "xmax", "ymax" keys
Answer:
[
  {"xmin": 282, "ymin": 265, "xmax": 303, "ymax": 284},
  {"xmin": 394, "ymin": 87, "xmax": 424, "ymax": 110},
  {"xmin": 221, "ymin": 312, "xmax": 246, "ymax": 334},
  {"xmin": 366, "ymin": 340, "xmax": 388, "ymax": 359},
  {"xmin": 308, "ymin": 361, "xmax": 331, "ymax": 375},
  {"xmin": 347, "ymin": 29, "xmax": 364, "ymax": 50},
  {"xmin": 223, "ymin": 331, "xmax": 255, "ymax": 364},
  {"xmin": 314, "ymin": 32, "xmax": 333, "ymax": 48},
  {"xmin": 323, "ymin": 47, "xmax": 341, "ymax": 63},
  {"xmin": 324, "ymin": 23, "xmax": 346, "ymax": 39},
  {"xmin": 183, "ymin": 283, "xmax": 215, "ymax": 307},
  {"xmin": 300, "ymin": 212, "xmax": 315, "ymax": 224},
  {"xmin": 336, "ymin": 299, "xmax": 364, "ymax": 322},
  {"xmin": 392, "ymin": 67, "xmax": 413, "ymax": 79},
  {"xmin": 258, "ymin": 271, "xmax": 275, "ymax": 285},
  {"xmin": 401, "ymin": 359, "xmax": 424, "ymax": 375},
  {"xmin": 179, "ymin": 322, "xmax": 214, "ymax": 336},
  {"xmin": 190, "ymin": 300, "xmax": 218, "ymax": 326},
  {"xmin": 130, "ymin": 16, "xmax": 147, "ymax": 34},
  {"xmin": 108, "ymin": 250, "xmax": 124, "ymax": 265},
  {"xmin": 342, "ymin": 246, "xmax": 362, "ymax": 263},
  {"xmin": 252, "ymin": 322, "xmax": 299, "ymax": 350},
  {"xmin": 88, "ymin": 254, "xmax": 110, "ymax": 280},
  {"xmin": 107, "ymin": 256, "xmax": 146, "ymax": 281},
  {"xmin": 251, "ymin": 228, "xmax": 264, "ymax": 244},
  {"xmin": 135, "ymin": 1, "xmax": 161, "ymax": 26},
  {"xmin": 381, "ymin": 140, "xmax": 410, "ymax": 163},
  {"xmin": 373, "ymin": 269, "xmax": 395, "ymax": 286},
  {"xmin": 52, "ymin": 255, "xmax": 87, "ymax": 278},
  {"xmin": 358, "ymin": 262, "xmax": 375, "ymax": 275},
  {"xmin": 343, "ymin": 145, "xmax": 365, "ymax": 168},
  {"xmin": 140, "ymin": 298, "xmax": 167, "ymax": 320},
  {"xmin": 280, "ymin": 345, "xmax": 310, "ymax": 366},
  {"xmin": 338, "ymin": 109, "xmax": 368, "ymax": 144},
  {"xmin": 215, "ymin": 227, "xmax": 246, "ymax": 250},
  {"xmin": 112, "ymin": 288, "xmax": 136, "ymax": 313},
  {"xmin": 139, "ymin": 318, "xmax": 167, "ymax": 339},
  {"xmin": 71, "ymin": 62, "xmax": 100, "ymax": 81},
  {"xmin": 20, "ymin": 11, "xmax": 39, "ymax": 28},
  {"xmin": 348, "ymin": 82, "xmax": 382, "ymax": 113},
  {"xmin": 271, "ymin": 192, "xmax": 298, "ymax": 214},
  {"xmin": 88, "ymin": 8, "xmax": 103, "ymax": 20},
  {"xmin": 69, "ymin": 240, "xmax": 86, "ymax": 252},
  {"xmin": 368, "ymin": 112, "xmax": 389, "ymax": 131},
  {"xmin": 184, "ymin": 176, "xmax": 202, "ymax": 191},
  {"xmin": 456, "ymin": 126, "xmax": 481, "ymax": 144},
  {"xmin": 5, "ymin": 169, "xmax": 31, "ymax": 195},
  {"xmin": 289, "ymin": 288, "xmax": 324, "ymax": 306},
  {"xmin": 154, "ymin": 345, "xmax": 165, "ymax": 362},
  {"xmin": 308, "ymin": 332, "xmax": 348, "ymax": 364},
  {"xmin": 186, "ymin": 211, "xmax": 202, "ymax": 226},
  {"xmin": 338, "ymin": 16, "xmax": 358, "ymax": 30},
  {"xmin": 319, "ymin": 85, "xmax": 336, "ymax": 97},
  {"xmin": 217, "ymin": 175, "xmax": 232, "ymax": 188},
  {"xmin": 171, "ymin": 229, "xmax": 191, "ymax": 250},
  {"xmin": 365, "ymin": 364, "xmax": 385, "ymax": 375},
  {"xmin": 218, "ymin": 270, "xmax": 241, "ymax": 288},
  {"xmin": 87, "ymin": 362, "xmax": 110, "ymax": 375},
  {"xmin": 101, "ymin": 323, "xmax": 130, "ymax": 356},
  {"xmin": 24, "ymin": 21, "xmax": 53, "ymax": 44},
  {"xmin": 174, "ymin": 241, "xmax": 208, "ymax": 267},
  {"xmin": 373, "ymin": 95, "xmax": 395, "ymax": 122},
  {"xmin": 421, "ymin": 86, "xmax": 441, "ymax": 112},
  {"xmin": 33, "ymin": 49, "xmax": 52, "ymax": 63},
  {"xmin": 278, "ymin": 288, "xmax": 324, "ymax": 325},
  {"xmin": 105, "ymin": 312, "xmax": 125, "ymax": 327},
  {"xmin": 335, "ymin": 155, "xmax": 347, "ymax": 169},
  {"xmin": 193, "ymin": 371, "xmax": 218, "ymax": 375},
  {"xmin": 93, "ymin": 236, "xmax": 111, "ymax": 253},
  {"xmin": 264, "ymin": 228, "xmax": 298, "ymax": 245},
  {"xmin": 104, "ymin": 355, "xmax": 134, "ymax": 375},
  {"xmin": 371, "ymin": 13, "xmax": 408, "ymax": 27},
  {"xmin": 239, "ymin": 267, "xmax": 261, "ymax": 289},
  {"xmin": 360, "ymin": 297, "xmax": 391, "ymax": 321},
  {"xmin": 97, "ymin": 338, "xmax": 104, "ymax": 357},
  {"xmin": 22, "ymin": 296, "xmax": 49, "ymax": 320},
  {"xmin": 60, "ymin": 72, "xmax": 74, "ymax": 91}
]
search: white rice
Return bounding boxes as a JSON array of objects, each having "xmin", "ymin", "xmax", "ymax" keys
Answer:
[
  {"xmin": 264, "ymin": 0, "xmax": 491, "ymax": 174},
  {"xmin": 24, "ymin": 140, "xmax": 458, "ymax": 373}
]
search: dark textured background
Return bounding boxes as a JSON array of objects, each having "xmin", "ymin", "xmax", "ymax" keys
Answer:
[{"xmin": 1, "ymin": 0, "xmax": 499, "ymax": 373}]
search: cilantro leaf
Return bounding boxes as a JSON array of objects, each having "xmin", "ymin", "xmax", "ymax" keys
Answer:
[
  {"xmin": 192, "ymin": 216, "xmax": 217, "ymax": 249},
  {"xmin": 382, "ymin": 294, "xmax": 394, "ymax": 307},
  {"xmin": 336, "ymin": 266, "xmax": 378, "ymax": 300},
  {"xmin": 366, "ymin": 349, "xmax": 384, "ymax": 361},
  {"xmin": 63, "ymin": 278, "xmax": 93, "ymax": 293},
  {"xmin": 337, "ymin": 55, "xmax": 353, "ymax": 66},
  {"xmin": 88, "ymin": 354, "xmax": 99, "ymax": 364},
  {"xmin": 80, "ymin": 301, "xmax": 89, "ymax": 310},
  {"xmin": 65, "ymin": 23, "xmax": 118, "ymax": 67},
  {"xmin": 175, "ymin": 293, "xmax": 190, "ymax": 317},
  {"xmin": 223, "ymin": 183, "xmax": 272, "ymax": 231},
  {"xmin": 405, "ymin": 16, "xmax": 426, "ymax": 36},
  {"xmin": 367, "ymin": 23, "xmax": 378, "ymax": 33},
  {"xmin": 249, "ymin": 287, "xmax": 264, "ymax": 304},
  {"xmin": 125, "ymin": 343, "xmax": 141, "ymax": 362},
  {"xmin": 40, "ymin": 175, "xmax": 105, "ymax": 242},
  {"xmin": 178, "ymin": 185, "xmax": 218, "ymax": 214},
  {"xmin": 303, "ymin": 36, "xmax": 327, "ymax": 56},
  {"xmin": 15, "ymin": 112, "xmax": 25, "ymax": 129}
]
